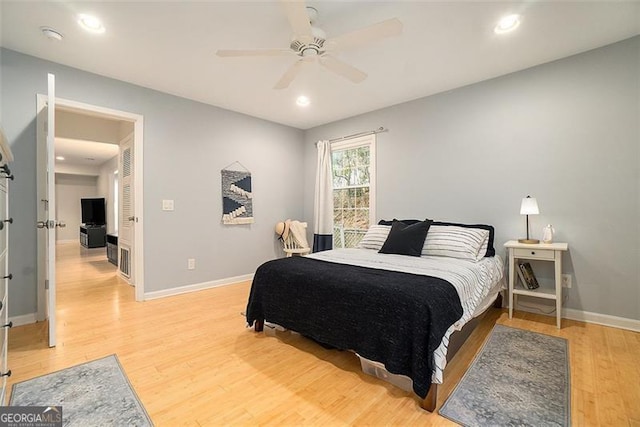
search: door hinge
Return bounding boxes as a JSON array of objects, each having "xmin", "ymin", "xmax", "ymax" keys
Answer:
[{"xmin": 45, "ymin": 279, "xmax": 49, "ymax": 290}]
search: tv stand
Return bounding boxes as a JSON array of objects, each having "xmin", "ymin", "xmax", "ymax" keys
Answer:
[
  {"xmin": 80, "ymin": 225, "xmax": 106, "ymax": 248},
  {"xmin": 106, "ymin": 233, "xmax": 118, "ymax": 266}
]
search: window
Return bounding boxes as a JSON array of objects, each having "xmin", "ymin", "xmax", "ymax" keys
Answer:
[{"xmin": 331, "ymin": 135, "xmax": 376, "ymax": 248}]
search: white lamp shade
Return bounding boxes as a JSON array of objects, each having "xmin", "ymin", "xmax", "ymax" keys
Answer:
[{"xmin": 520, "ymin": 197, "xmax": 539, "ymax": 215}]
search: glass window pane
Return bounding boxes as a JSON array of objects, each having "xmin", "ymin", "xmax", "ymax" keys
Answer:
[
  {"xmin": 333, "ymin": 226, "xmax": 343, "ymax": 249},
  {"xmin": 343, "ymin": 209, "xmax": 356, "ymax": 228},
  {"xmin": 331, "ymin": 140, "xmax": 374, "ymax": 244},
  {"xmin": 344, "ymin": 188, "xmax": 353, "ymax": 208},
  {"xmin": 360, "ymin": 187, "xmax": 370, "ymax": 207},
  {"xmin": 356, "ymin": 209, "xmax": 369, "ymax": 229},
  {"xmin": 333, "ymin": 209, "xmax": 343, "ymax": 224}
]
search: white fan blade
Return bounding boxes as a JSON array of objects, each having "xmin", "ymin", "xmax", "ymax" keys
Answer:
[
  {"xmin": 319, "ymin": 55, "xmax": 367, "ymax": 84},
  {"xmin": 217, "ymin": 49, "xmax": 293, "ymax": 57},
  {"xmin": 326, "ymin": 18, "xmax": 403, "ymax": 52},
  {"xmin": 274, "ymin": 58, "xmax": 308, "ymax": 90},
  {"xmin": 280, "ymin": 1, "xmax": 313, "ymax": 42}
]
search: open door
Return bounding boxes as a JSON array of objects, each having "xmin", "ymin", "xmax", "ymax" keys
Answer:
[
  {"xmin": 118, "ymin": 133, "xmax": 134, "ymax": 283},
  {"xmin": 36, "ymin": 97, "xmax": 144, "ymax": 312},
  {"xmin": 36, "ymin": 73, "xmax": 58, "ymax": 347}
]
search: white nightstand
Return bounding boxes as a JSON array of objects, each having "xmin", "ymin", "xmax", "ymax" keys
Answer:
[{"xmin": 504, "ymin": 240, "xmax": 569, "ymax": 328}]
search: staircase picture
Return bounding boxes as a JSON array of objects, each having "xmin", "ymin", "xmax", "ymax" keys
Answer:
[{"xmin": 221, "ymin": 169, "xmax": 253, "ymax": 225}]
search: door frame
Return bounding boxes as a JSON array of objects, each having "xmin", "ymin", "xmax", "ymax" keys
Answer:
[{"xmin": 36, "ymin": 95, "xmax": 145, "ymax": 320}]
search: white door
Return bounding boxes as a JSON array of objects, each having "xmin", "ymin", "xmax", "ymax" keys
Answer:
[
  {"xmin": 36, "ymin": 73, "xmax": 57, "ymax": 347},
  {"xmin": 118, "ymin": 133, "xmax": 134, "ymax": 283}
]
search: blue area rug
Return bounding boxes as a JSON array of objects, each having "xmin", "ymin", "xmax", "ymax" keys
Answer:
[
  {"xmin": 10, "ymin": 354, "xmax": 153, "ymax": 427},
  {"xmin": 440, "ymin": 325, "xmax": 569, "ymax": 427}
]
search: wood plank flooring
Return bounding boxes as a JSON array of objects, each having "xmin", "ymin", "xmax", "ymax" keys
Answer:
[{"xmin": 7, "ymin": 242, "xmax": 640, "ymax": 425}]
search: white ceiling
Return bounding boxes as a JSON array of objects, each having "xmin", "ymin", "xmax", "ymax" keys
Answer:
[
  {"xmin": 2, "ymin": 1, "xmax": 639, "ymax": 130},
  {"xmin": 55, "ymin": 137, "xmax": 118, "ymax": 167}
]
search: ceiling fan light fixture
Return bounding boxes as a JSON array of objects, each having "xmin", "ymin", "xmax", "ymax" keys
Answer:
[
  {"xmin": 306, "ymin": 7, "xmax": 318, "ymax": 25},
  {"xmin": 219, "ymin": 2, "xmax": 402, "ymax": 89},
  {"xmin": 296, "ymin": 96, "xmax": 311, "ymax": 107},
  {"xmin": 494, "ymin": 14, "xmax": 521, "ymax": 34},
  {"xmin": 78, "ymin": 14, "xmax": 106, "ymax": 34}
]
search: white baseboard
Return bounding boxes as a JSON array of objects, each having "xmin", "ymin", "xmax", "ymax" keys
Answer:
[
  {"xmin": 9, "ymin": 312, "xmax": 38, "ymax": 327},
  {"xmin": 562, "ymin": 307, "xmax": 640, "ymax": 332},
  {"xmin": 514, "ymin": 300, "xmax": 640, "ymax": 332},
  {"xmin": 144, "ymin": 273, "xmax": 254, "ymax": 301}
]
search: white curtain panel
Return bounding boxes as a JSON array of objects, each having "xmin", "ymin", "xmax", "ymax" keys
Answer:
[{"xmin": 313, "ymin": 140, "xmax": 334, "ymax": 252}]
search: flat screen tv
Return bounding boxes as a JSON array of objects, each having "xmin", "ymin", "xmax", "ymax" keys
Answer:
[{"xmin": 81, "ymin": 198, "xmax": 106, "ymax": 226}]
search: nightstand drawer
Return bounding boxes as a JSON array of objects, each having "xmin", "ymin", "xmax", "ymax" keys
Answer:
[{"xmin": 513, "ymin": 248, "xmax": 554, "ymax": 260}]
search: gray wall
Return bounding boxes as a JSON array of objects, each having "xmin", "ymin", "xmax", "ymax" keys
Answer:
[
  {"xmin": 303, "ymin": 36, "xmax": 640, "ymax": 320},
  {"xmin": 1, "ymin": 48, "xmax": 304, "ymax": 316},
  {"xmin": 54, "ymin": 174, "xmax": 98, "ymax": 242},
  {"xmin": 96, "ymin": 156, "xmax": 118, "ymax": 235}
]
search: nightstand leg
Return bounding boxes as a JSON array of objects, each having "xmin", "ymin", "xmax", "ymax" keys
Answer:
[
  {"xmin": 555, "ymin": 252, "xmax": 562, "ymax": 328},
  {"xmin": 508, "ymin": 251, "xmax": 515, "ymax": 319}
]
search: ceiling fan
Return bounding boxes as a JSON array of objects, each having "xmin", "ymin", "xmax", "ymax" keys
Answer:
[{"xmin": 216, "ymin": 1, "xmax": 403, "ymax": 90}]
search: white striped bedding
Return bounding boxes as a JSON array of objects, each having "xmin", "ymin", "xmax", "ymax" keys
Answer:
[
  {"xmin": 422, "ymin": 225, "xmax": 489, "ymax": 261},
  {"xmin": 358, "ymin": 224, "xmax": 490, "ymax": 262},
  {"xmin": 306, "ymin": 248, "xmax": 504, "ymax": 384}
]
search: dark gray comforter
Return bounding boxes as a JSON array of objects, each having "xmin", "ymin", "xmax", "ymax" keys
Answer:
[{"xmin": 246, "ymin": 256, "xmax": 463, "ymax": 399}]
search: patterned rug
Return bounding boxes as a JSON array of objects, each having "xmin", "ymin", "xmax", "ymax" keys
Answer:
[
  {"xmin": 440, "ymin": 325, "xmax": 569, "ymax": 427},
  {"xmin": 10, "ymin": 355, "xmax": 153, "ymax": 426}
]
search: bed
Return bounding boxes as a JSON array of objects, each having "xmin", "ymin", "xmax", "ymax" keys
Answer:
[{"xmin": 246, "ymin": 220, "xmax": 504, "ymax": 411}]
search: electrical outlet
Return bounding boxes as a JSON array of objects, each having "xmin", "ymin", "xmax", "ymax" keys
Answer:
[
  {"xmin": 188, "ymin": 258, "xmax": 196, "ymax": 270},
  {"xmin": 561, "ymin": 274, "xmax": 572, "ymax": 288}
]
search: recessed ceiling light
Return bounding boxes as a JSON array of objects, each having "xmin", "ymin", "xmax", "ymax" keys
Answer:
[
  {"xmin": 78, "ymin": 14, "xmax": 105, "ymax": 34},
  {"xmin": 494, "ymin": 14, "xmax": 521, "ymax": 34},
  {"xmin": 55, "ymin": 156, "xmax": 65, "ymax": 161},
  {"xmin": 296, "ymin": 95, "xmax": 311, "ymax": 107},
  {"xmin": 41, "ymin": 27, "xmax": 64, "ymax": 41}
]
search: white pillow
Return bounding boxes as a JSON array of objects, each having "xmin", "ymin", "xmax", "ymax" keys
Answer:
[
  {"xmin": 422, "ymin": 225, "xmax": 489, "ymax": 262},
  {"xmin": 357, "ymin": 225, "xmax": 391, "ymax": 251}
]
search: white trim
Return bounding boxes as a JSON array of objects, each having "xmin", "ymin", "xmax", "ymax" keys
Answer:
[
  {"xmin": 330, "ymin": 134, "xmax": 374, "ymax": 151},
  {"xmin": 9, "ymin": 313, "xmax": 38, "ymax": 327},
  {"xmin": 133, "ymin": 119, "xmax": 144, "ymax": 302},
  {"xmin": 36, "ymin": 95, "xmax": 145, "ymax": 303},
  {"xmin": 514, "ymin": 300, "xmax": 640, "ymax": 332},
  {"xmin": 144, "ymin": 274, "xmax": 254, "ymax": 301},
  {"xmin": 330, "ymin": 133, "xmax": 376, "ymax": 242},
  {"xmin": 562, "ymin": 307, "xmax": 640, "ymax": 332},
  {"xmin": 54, "ymin": 97, "xmax": 143, "ymax": 122}
]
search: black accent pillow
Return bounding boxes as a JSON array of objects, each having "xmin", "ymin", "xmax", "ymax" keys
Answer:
[
  {"xmin": 379, "ymin": 219, "xmax": 432, "ymax": 257},
  {"xmin": 378, "ymin": 219, "xmax": 496, "ymax": 257},
  {"xmin": 378, "ymin": 219, "xmax": 421, "ymax": 226}
]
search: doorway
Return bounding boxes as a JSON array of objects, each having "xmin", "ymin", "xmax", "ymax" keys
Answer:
[{"xmin": 36, "ymin": 95, "xmax": 145, "ymax": 342}]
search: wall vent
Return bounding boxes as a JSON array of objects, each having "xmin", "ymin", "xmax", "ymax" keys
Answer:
[{"xmin": 120, "ymin": 247, "xmax": 130, "ymax": 278}]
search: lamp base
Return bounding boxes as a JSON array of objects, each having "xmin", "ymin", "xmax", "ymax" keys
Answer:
[{"xmin": 518, "ymin": 238, "xmax": 540, "ymax": 244}]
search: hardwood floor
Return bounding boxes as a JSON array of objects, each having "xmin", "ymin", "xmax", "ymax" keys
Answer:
[{"xmin": 7, "ymin": 242, "xmax": 640, "ymax": 425}]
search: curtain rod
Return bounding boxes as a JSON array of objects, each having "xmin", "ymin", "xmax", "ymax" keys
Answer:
[{"xmin": 315, "ymin": 127, "xmax": 387, "ymax": 145}]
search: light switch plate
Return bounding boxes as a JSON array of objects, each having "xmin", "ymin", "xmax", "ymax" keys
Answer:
[{"xmin": 162, "ymin": 199, "xmax": 174, "ymax": 211}]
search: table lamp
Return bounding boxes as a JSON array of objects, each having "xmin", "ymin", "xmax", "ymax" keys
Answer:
[{"xmin": 518, "ymin": 195, "xmax": 539, "ymax": 244}]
